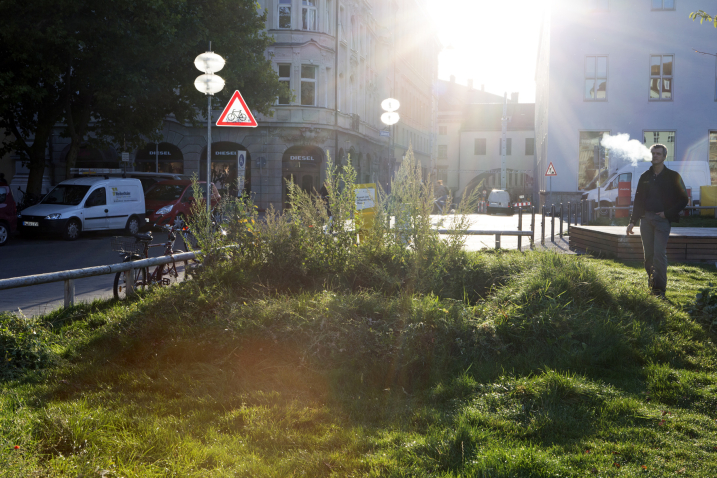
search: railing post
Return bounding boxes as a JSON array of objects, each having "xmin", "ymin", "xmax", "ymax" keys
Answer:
[
  {"xmin": 517, "ymin": 207, "xmax": 523, "ymax": 251},
  {"xmin": 567, "ymin": 202, "xmax": 571, "ymax": 235},
  {"xmin": 495, "ymin": 233, "xmax": 501, "ymax": 250},
  {"xmin": 126, "ymin": 266, "xmax": 134, "ymax": 296},
  {"xmin": 64, "ymin": 279, "xmax": 75, "ymax": 308},
  {"xmin": 541, "ymin": 205, "xmax": 546, "ymax": 245},
  {"xmin": 551, "ymin": 204, "xmax": 555, "ymax": 242},
  {"xmin": 530, "ymin": 205, "xmax": 535, "ymax": 247},
  {"xmin": 559, "ymin": 203, "xmax": 564, "ymax": 237}
]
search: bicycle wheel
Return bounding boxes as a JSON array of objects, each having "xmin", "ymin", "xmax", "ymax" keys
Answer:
[
  {"xmin": 153, "ymin": 250, "xmax": 189, "ymax": 286},
  {"xmin": 113, "ymin": 266, "xmax": 148, "ymax": 300}
]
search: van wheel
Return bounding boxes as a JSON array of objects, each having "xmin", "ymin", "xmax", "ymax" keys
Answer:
[
  {"xmin": 125, "ymin": 216, "xmax": 140, "ymax": 236},
  {"xmin": 63, "ymin": 219, "xmax": 81, "ymax": 241},
  {"xmin": 0, "ymin": 222, "xmax": 9, "ymax": 246}
]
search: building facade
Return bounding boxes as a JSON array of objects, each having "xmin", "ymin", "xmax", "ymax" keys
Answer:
[
  {"xmin": 436, "ymin": 78, "xmax": 535, "ymax": 201},
  {"xmin": 8, "ymin": 0, "xmax": 440, "ymax": 210},
  {"xmin": 535, "ymin": 0, "xmax": 717, "ymax": 208}
]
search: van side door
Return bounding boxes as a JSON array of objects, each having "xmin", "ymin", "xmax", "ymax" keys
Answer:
[
  {"xmin": 107, "ymin": 184, "xmax": 140, "ymax": 229},
  {"xmin": 82, "ymin": 187, "xmax": 109, "ymax": 230}
]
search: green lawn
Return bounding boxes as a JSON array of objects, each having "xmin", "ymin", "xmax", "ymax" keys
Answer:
[{"xmin": 2, "ymin": 251, "xmax": 716, "ymax": 477}]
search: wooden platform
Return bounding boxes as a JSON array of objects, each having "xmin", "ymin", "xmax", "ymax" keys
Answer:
[{"xmin": 569, "ymin": 226, "xmax": 717, "ymax": 262}]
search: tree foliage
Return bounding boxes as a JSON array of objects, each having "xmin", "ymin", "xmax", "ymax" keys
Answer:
[
  {"xmin": 0, "ymin": 0, "xmax": 285, "ymax": 194},
  {"xmin": 689, "ymin": 10, "xmax": 717, "ymax": 28}
]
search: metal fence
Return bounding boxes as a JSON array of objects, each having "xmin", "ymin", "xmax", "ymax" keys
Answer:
[{"xmin": 0, "ymin": 251, "xmax": 197, "ymax": 308}]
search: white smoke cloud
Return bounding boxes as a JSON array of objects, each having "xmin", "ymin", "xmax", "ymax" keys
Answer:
[{"xmin": 600, "ymin": 133, "xmax": 652, "ymax": 166}]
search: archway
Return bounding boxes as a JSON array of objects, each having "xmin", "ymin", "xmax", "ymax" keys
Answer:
[
  {"xmin": 200, "ymin": 142, "xmax": 251, "ymax": 197},
  {"xmin": 135, "ymin": 142, "xmax": 184, "ymax": 173},
  {"xmin": 282, "ymin": 145, "xmax": 324, "ymax": 206}
]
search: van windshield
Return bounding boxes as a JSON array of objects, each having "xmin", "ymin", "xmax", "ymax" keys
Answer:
[
  {"xmin": 145, "ymin": 184, "xmax": 186, "ymax": 201},
  {"xmin": 41, "ymin": 185, "xmax": 91, "ymax": 205}
]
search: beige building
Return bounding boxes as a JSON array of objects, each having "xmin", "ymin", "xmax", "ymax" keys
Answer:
[
  {"xmin": 8, "ymin": 0, "xmax": 439, "ymax": 210},
  {"xmin": 436, "ymin": 78, "xmax": 535, "ymax": 201}
]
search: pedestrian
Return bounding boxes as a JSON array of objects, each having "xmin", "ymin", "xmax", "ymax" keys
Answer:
[
  {"xmin": 319, "ymin": 182, "xmax": 331, "ymax": 217},
  {"xmin": 0, "ymin": 173, "xmax": 7, "ymax": 185},
  {"xmin": 434, "ymin": 179, "xmax": 448, "ymax": 212},
  {"xmin": 626, "ymin": 144, "xmax": 688, "ymax": 299}
]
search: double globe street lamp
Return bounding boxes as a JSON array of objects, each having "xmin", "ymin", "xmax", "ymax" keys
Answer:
[
  {"xmin": 194, "ymin": 48, "xmax": 226, "ymax": 211},
  {"xmin": 380, "ymin": 98, "xmax": 400, "ymax": 180}
]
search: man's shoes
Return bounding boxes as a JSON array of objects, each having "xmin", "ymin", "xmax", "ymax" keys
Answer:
[{"xmin": 651, "ymin": 289, "xmax": 668, "ymax": 301}]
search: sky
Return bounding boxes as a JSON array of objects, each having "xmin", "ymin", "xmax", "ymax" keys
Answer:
[{"xmin": 423, "ymin": 0, "xmax": 549, "ymax": 103}]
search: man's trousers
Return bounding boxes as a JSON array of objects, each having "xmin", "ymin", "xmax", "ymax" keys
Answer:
[{"xmin": 639, "ymin": 212, "xmax": 671, "ymax": 293}]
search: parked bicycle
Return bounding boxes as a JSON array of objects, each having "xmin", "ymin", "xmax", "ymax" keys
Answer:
[
  {"xmin": 16, "ymin": 187, "xmax": 40, "ymax": 212},
  {"xmin": 111, "ymin": 224, "xmax": 188, "ymax": 300}
]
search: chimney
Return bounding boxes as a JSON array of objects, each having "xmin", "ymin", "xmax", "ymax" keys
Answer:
[
  {"xmin": 481, "ymin": 84, "xmax": 485, "ymax": 92},
  {"xmin": 511, "ymin": 92, "xmax": 519, "ymax": 103},
  {"xmin": 450, "ymin": 75, "xmax": 455, "ymax": 83},
  {"xmin": 467, "ymin": 79, "xmax": 473, "ymax": 89}
]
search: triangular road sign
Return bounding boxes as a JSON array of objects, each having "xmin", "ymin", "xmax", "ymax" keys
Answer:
[
  {"xmin": 216, "ymin": 90, "xmax": 258, "ymax": 127},
  {"xmin": 545, "ymin": 162, "xmax": 557, "ymax": 176}
]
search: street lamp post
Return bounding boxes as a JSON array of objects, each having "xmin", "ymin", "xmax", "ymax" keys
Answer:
[
  {"xmin": 380, "ymin": 98, "xmax": 400, "ymax": 184},
  {"xmin": 194, "ymin": 46, "xmax": 226, "ymax": 211}
]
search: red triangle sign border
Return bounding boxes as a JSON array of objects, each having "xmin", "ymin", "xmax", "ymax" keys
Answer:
[
  {"xmin": 545, "ymin": 162, "xmax": 557, "ymax": 176},
  {"xmin": 216, "ymin": 90, "xmax": 258, "ymax": 127}
]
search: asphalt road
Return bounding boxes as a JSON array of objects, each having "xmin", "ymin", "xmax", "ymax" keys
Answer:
[
  {"xmin": 0, "ymin": 228, "xmax": 190, "ymax": 317},
  {"xmin": 1, "ymin": 212, "xmax": 570, "ymax": 317}
]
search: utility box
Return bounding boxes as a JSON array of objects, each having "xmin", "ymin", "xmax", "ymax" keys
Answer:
[{"xmin": 700, "ymin": 186, "xmax": 717, "ymax": 217}]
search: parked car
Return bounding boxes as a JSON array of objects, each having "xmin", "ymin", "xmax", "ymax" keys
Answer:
[
  {"xmin": 0, "ymin": 184, "xmax": 17, "ymax": 246},
  {"xmin": 487, "ymin": 189, "xmax": 513, "ymax": 215},
  {"xmin": 144, "ymin": 180, "xmax": 220, "ymax": 228},
  {"xmin": 17, "ymin": 177, "xmax": 145, "ymax": 240}
]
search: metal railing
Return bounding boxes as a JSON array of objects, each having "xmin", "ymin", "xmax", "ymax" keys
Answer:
[
  {"xmin": 0, "ymin": 251, "xmax": 197, "ymax": 308},
  {"xmin": 438, "ymin": 206, "xmax": 536, "ymax": 249}
]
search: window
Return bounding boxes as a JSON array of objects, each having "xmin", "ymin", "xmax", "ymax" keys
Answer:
[
  {"xmin": 578, "ymin": 131, "xmax": 610, "ymax": 190},
  {"xmin": 474, "ymin": 138, "xmax": 486, "ymax": 155},
  {"xmin": 650, "ymin": 55, "xmax": 673, "ymax": 100},
  {"xmin": 590, "ymin": 0, "xmax": 608, "ymax": 11},
  {"xmin": 302, "ymin": 0, "xmax": 317, "ymax": 31},
  {"xmin": 709, "ymin": 131, "xmax": 717, "ymax": 185},
  {"xmin": 325, "ymin": 0, "xmax": 332, "ymax": 34},
  {"xmin": 85, "ymin": 188, "xmax": 106, "ymax": 208},
  {"xmin": 499, "ymin": 138, "xmax": 512, "ymax": 155},
  {"xmin": 651, "ymin": 0, "xmax": 675, "ymax": 10},
  {"xmin": 525, "ymin": 138, "xmax": 535, "ymax": 155},
  {"xmin": 278, "ymin": 0, "xmax": 291, "ymax": 29},
  {"xmin": 300, "ymin": 65, "xmax": 316, "ymax": 106},
  {"xmin": 278, "ymin": 64, "xmax": 291, "ymax": 104},
  {"xmin": 438, "ymin": 145, "xmax": 447, "ymax": 160},
  {"xmin": 437, "ymin": 167, "xmax": 448, "ymax": 183},
  {"xmin": 585, "ymin": 56, "xmax": 608, "ymax": 100},
  {"xmin": 644, "ymin": 131, "xmax": 675, "ymax": 161},
  {"xmin": 439, "ymin": 126, "xmax": 447, "ymax": 135}
]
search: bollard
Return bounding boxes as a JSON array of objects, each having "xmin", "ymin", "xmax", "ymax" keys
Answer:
[
  {"xmin": 559, "ymin": 203, "xmax": 564, "ymax": 237},
  {"xmin": 567, "ymin": 202, "xmax": 571, "ymax": 235},
  {"xmin": 541, "ymin": 206, "xmax": 546, "ymax": 245},
  {"xmin": 551, "ymin": 204, "xmax": 555, "ymax": 242},
  {"xmin": 530, "ymin": 205, "xmax": 536, "ymax": 247},
  {"xmin": 518, "ymin": 207, "xmax": 523, "ymax": 251},
  {"xmin": 126, "ymin": 266, "xmax": 134, "ymax": 296},
  {"xmin": 574, "ymin": 201, "xmax": 578, "ymax": 226},
  {"xmin": 64, "ymin": 279, "xmax": 75, "ymax": 308},
  {"xmin": 495, "ymin": 233, "xmax": 501, "ymax": 250}
]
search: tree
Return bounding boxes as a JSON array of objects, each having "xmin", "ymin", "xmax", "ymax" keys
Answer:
[
  {"xmin": 0, "ymin": 0, "xmax": 286, "ymax": 195},
  {"xmin": 689, "ymin": 10, "xmax": 717, "ymax": 28}
]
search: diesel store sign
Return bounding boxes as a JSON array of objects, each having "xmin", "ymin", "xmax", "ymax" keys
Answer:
[{"xmin": 290, "ymin": 155, "xmax": 316, "ymax": 161}]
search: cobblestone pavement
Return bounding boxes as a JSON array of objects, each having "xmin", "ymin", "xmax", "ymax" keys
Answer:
[{"xmin": 1, "ymin": 213, "xmax": 575, "ymax": 317}]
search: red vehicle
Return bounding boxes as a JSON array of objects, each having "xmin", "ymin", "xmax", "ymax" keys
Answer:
[
  {"xmin": 144, "ymin": 180, "xmax": 220, "ymax": 228},
  {"xmin": 0, "ymin": 185, "xmax": 17, "ymax": 246}
]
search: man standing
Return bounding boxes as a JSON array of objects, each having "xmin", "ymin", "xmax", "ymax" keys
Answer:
[{"xmin": 626, "ymin": 144, "xmax": 688, "ymax": 298}]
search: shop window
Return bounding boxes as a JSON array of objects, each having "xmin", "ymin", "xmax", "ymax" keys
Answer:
[
  {"xmin": 650, "ymin": 55, "xmax": 673, "ymax": 100},
  {"xmin": 643, "ymin": 131, "xmax": 675, "ymax": 161},
  {"xmin": 301, "ymin": 65, "xmax": 317, "ymax": 106},
  {"xmin": 578, "ymin": 131, "xmax": 610, "ymax": 190},
  {"xmin": 278, "ymin": 0, "xmax": 291, "ymax": 29}
]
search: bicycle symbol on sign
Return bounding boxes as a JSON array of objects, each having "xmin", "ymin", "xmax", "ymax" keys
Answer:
[{"xmin": 226, "ymin": 109, "xmax": 248, "ymax": 122}]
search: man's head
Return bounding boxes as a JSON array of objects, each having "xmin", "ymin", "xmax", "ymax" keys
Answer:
[
  {"xmin": 437, "ymin": 180, "xmax": 443, "ymax": 186},
  {"xmin": 650, "ymin": 144, "xmax": 668, "ymax": 165}
]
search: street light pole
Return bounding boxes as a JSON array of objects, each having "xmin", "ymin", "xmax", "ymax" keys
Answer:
[{"xmin": 194, "ymin": 46, "xmax": 225, "ymax": 212}]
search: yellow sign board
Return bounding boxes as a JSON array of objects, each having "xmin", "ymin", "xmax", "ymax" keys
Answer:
[{"xmin": 355, "ymin": 183, "xmax": 376, "ymax": 239}]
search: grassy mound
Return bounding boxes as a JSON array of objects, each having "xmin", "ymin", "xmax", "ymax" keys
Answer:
[{"xmin": 2, "ymin": 251, "xmax": 717, "ymax": 477}]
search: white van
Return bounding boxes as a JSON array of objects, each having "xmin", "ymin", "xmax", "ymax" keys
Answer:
[
  {"xmin": 583, "ymin": 161, "xmax": 711, "ymax": 207},
  {"xmin": 487, "ymin": 189, "xmax": 513, "ymax": 215},
  {"xmin": 17, "ymin": 177, "xmax": 145, "ymax": 240}
]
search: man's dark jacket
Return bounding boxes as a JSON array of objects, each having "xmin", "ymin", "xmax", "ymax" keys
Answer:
[{"xmin": 630, "ymin": 165, "xmax": 688, "ymax": 224}]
